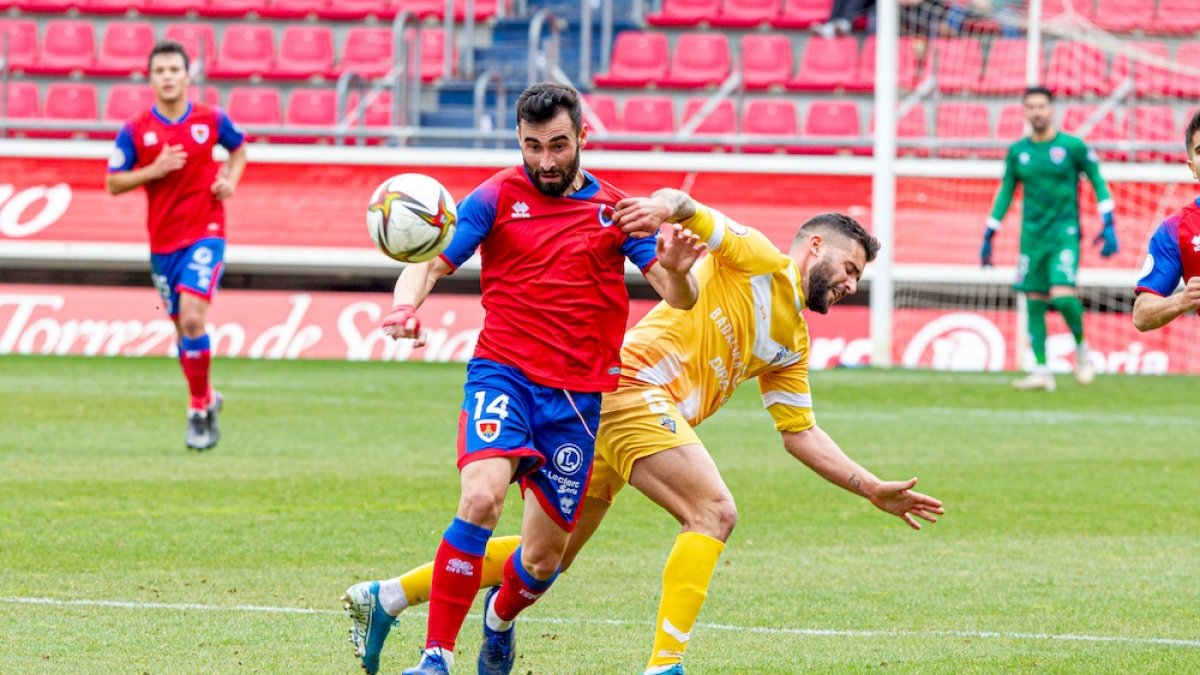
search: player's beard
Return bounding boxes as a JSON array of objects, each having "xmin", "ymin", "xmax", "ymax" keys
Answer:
[
  {"xmin": 527, "ymin": 148, "xmax": 581, "ymax": 197},
  {"xmin": 1029, "ymin": 117, "xmax": 1051, "ymax": 135},
  {"xmin": 805, "ymin": 258, "xmax": 838, "ymax": 314}
]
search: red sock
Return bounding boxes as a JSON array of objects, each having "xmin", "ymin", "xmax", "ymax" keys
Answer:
[
  {"xmin": 493, "ymin": 548, "xmax": 558, "ymax": 622},
  {"xmin": 178, "ymin": 335, "xmax": 211, "ymax": 410},
  {"xmin": 426, "ymin": 536, "xmax": 485, "ymax": 651}
]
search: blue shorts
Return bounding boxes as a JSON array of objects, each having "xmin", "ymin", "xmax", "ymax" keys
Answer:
[
  {"xmin": 149, "ymin": 238, "xmax": 225, "ymax": 319},
  {"xmin": 457, "ymin": 358, "xmax": 600, "ymax": 531}
]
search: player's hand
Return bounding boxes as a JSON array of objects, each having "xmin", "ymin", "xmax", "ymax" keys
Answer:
[
  {"xmin": 1093, "ymin": 219, "xmax": 1119, "ymax": 257},
  {"xmin": 1183, "ymin": 276, "xmax": 1200, "ymax": 313},
  {"xmin": 150, "ymin": 144, "xmax": 186, "ymax": 179},
  {"xmin": 869, "ymin": 477, "xmax": 944, "ymax": 531},
  {"xmin": 655, "ymin": 222, "xmax": 706, "ymax": 274},
  {"xmin": 614, "ymin": 196, "xmax": 672, "ymax": 239},
  {"xmin": 211, "ymin": 174, "xmax": 237, "ymax": 201},
  {"xmin": 980, "ymin": 226, "xmax": 996, "ymax": 267},
  {"xmin": 381, "ymin": 303, "xmax": 426, "ymax": 346}
]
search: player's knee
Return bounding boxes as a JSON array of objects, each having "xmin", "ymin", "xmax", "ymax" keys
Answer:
[
  {"xmin": 177, "ymin": 311, "xmax": 206, "ymax": 338},
  {"xmin": 519, "ymin": 547, "xmax": 563, "ymax": 580},
  {"xmin": 687, "ymin": 492, "xmax": 737, "ymax": 542},
  {"xmin": 457, "ymin": 484, "xmax": 506, "ymax": 527}
]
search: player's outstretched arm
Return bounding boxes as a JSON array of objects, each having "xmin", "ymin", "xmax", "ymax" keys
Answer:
[
  {"xmin": 382, "ymin": 257, "xmax": 453, "ymax": 344},
  {"xmin": 781, "ymin": 426, "xmax": 944, "ymax": 530},
  {"xmin": 1133, "ymin": 278, "xmax": 1200, "ymax": 332}
]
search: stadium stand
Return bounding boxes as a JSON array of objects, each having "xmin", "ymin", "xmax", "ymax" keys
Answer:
[
  {"xmin": 742, "ymin": 99, "xmax": 799, "ymax": 153},
  {"xmin": 39, "ymin": 82, "xmax": 99, "ymax": 139},
  {"xmin": 713, "ymin": 0, "xmax": 780, "ymax": 28},
  {"xmin": 740, "ymin": 34, "xmax": 792, "ymax": 91},
  {"xmin": 666, "ymin": 96, "xmax": 735, "ymax": 152},
  {"xmin": 87, "ymin": 22, "xmax": 156, "ymax": 78},
  {"xmin": 645, "ymin": 0, "xmax": 720, "ymax": 28},
  {"xmin": 659, "ymin": 32, "xmax": 730, "ymax": 89},
  {"xmin": 103, "ymin": 83, "xmax": 157, "ymax": 124},
  {"xmin": 0, "ymin": 19, "xmax": 38, "ymax": 73},
  {"xmin": 209, "ymin": 23, "xmax": 276, "ymax": 80},
  {"xmin": 269, "ymin": 25, "xmax": 335, "ymax": 80},
  {"xmin": 800, "ymin": 99, "xmax": 862, "ymax": 155},
  {"xmin": 26, "ymin": 20, "xmax": 95, "ymax": 76},
  {"xmin": 790, "ymin": 36, "xmax": 857, "ymax": 92},
  {"xmin": 772, "ymin": 0, "xmax": 832, "ymax": 29},
  {"xmin": 613, "ymin": 94, "xmax": 674, "ymax": 150},
  {"xmin": 592, "ymin": 31, "xmax": 669, "ymax": 88},
  {"xmin": 335, "ymin": 27, "xmax": 394, "ymax": 79}
]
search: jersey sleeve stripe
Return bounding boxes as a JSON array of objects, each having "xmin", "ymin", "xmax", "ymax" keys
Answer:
[
  {"xmin": 634, "ymin": 353, "xmax": 683, "ymax": 386},
  {"xmin": 705, "ymin": 212, "xmax": 726, "ymax": 251},
  {"xmin": 762, "ymin": 391, "xmax": 812, "ymax": 409}
]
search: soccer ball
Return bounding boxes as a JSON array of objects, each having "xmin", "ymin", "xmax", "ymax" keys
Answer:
[{"xmin": 366, "ymin": 173, "xmax": 458, "ymax": 263}]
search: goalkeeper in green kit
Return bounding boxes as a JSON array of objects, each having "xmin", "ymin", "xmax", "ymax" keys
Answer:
[{"xmin": 981, "ymin": 86, "xmax": 1119, "ymax": 391}]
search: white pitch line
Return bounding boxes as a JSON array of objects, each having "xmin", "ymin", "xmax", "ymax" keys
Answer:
[{"xmin": 3, "ymin": 597, "xmax": 1198, "ymax": 649}]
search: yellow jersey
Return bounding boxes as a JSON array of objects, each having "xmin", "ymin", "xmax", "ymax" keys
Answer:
[{"xmin": 617, "ymin": 202, "xmax": 815, "ymax": 433}]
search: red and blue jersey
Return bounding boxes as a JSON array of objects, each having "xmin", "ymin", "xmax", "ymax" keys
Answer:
[
  {"xmin": 1136, "ymin": 197, "xmax": 1200, "ymax": 297},
  {"xmin": 440, "ymin": 166, "xmax": 659, "ymax": 393},
  {"xmin": 108, "ymin": 102, "xmax": 245, "ymax": 254}
]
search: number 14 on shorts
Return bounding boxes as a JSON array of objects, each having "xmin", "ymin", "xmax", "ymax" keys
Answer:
[{"xmin": 472, "ymin": 391, "xmax": 510, "ymax": 443}]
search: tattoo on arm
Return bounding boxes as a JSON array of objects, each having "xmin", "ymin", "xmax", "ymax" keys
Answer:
[{"xmin": 848, "ymin": 473, "xmax": 862, "ymax": 492}]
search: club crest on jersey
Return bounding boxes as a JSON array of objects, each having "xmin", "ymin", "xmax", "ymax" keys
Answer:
[
  {"xmin": 659, "ymin": 415, "xmax": 677, "ymax": 433},
  {"xmin": 476, "ymin": 419, "xmax": 501, "ymax": 443},
  {"xmin": 1192, "ymin": 234, "xmax": 1200, "ymax": 253},
  {"xmin": 143, "ymin": 131, "xmax": 158, "ymax": 146},
  {"xmin": 191, "ymin": 124, "xmax": 210, "ymax": 143},
  {"xmin": 1050, "ymin": 147, "xmax": 1067, "ymax": 164},
  {"xmin": 1019, "ymin": 152, "xmax": 1030, "ymax": 164},
  {"xmin": 552, "ymin": 443, "xmax": 583, "ymax": 475},
  {"xmin": 597, "ymin": 204, "xmax": 615, "ymax": 228}
]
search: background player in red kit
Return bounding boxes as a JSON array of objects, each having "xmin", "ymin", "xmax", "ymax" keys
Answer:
[
  {"xmin": 342, "ymin": 83, "xmax": 704, "ymax": 675},
  {"xmin": 1133, "ymin": 107, "xmax": 1200, "ymax": 332},
  {"xmin": 106, "ymin": 41, "xmax": 247, "ymax": 451}
]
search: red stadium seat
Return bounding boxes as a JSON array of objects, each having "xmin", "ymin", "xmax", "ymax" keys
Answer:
[
  {"xmin": 581, "ymin": 93, "xmax": 618, "ymax": 134},
  {"xmin": 800, "ymin": 100, "xmax": 862, "ymax": 155},
  {"xmin": 269, "ymin": 25, "xmax": 334, "ymax": 80},
  {"xmin": 199, "ymin": 0, "xmax": 265, "ymax": 17},
  {"xmin": 1041, "ymin": 0, "xmax": 1095, "ymax": 22},
  {"xmin": 742, "ymin": 99, "xmax": 798, "ymax": 153},
  {"xmin": 645, "ymin": 0, "xmax": 719, "ymax": 27},
  {"xmin": 740, "ymin": 34, "xmax": 792, "ymax": 91},
  {"xmin": 226, "ymin": 86, "xmax": 281, "ymax": 141},
  {"xmin": 935, "ymin": 102, "xmax": 991, "ymax": 159},
  {"xmin": 165, "ymin": 23, "xmax": 217, "ymax": 71},
  {"xmin": 1092, "ymin": 0, "xmax": 1153, "ymax": 32},
  {"xmin": 0, "ymin": 20, "xmax": 38, "ymax": 73},
  {"xmin": 1061, "ymin": 105, "xmax": 1126, "ymax": 161},
  {"xmin": 189, "ymin": 85, "xmax": 222, "ymax": 106},
  {"xmin": 666, "ymin": 97, "xmax": 736, "ymax": 152},
  {"xmin": 713, "ymin": 0, "xmax": 779, "ymax": 28},
  {"xmin": 14, "ymin": 0, "xmax": 72, "ymax": 12},
  {"xmin": 86, "ymin": 22, "xmax": 156, "ymax": 77},
  {"xmin": 104, "ymin": 84, "xmax": 156, "ymax": 124},
  {"xmin": 141, "ymin": 0, "xmax": 204, "ymax": 15},
  {"xmin": 78, "ymin": 0, "xmax": 138, "ymax": 14},
  {"xmin": 1121, "ymin": 41, "xmax": 1171, "ymax": 98},
  {"xmin": 318, "ymin": 0, "xmax": 391, "ymax": 19},
  {"xmin": 412, "ymin": 28, "xmax": 453, "ymax": 82},
  {"xmin": 1130, "ymin": 105, "xmax": 1177, "ymax": 162},
  {"xmin": 771, "ymin": 0, "xmax": 831, "ymax": 28},
  {"xmin": 659, "ymin": 32, "xmax": 730, "ymax": 88},
  {"xmin": 896, "ymin": 104, "xmax": 929, "ymax": 157},
  {"xmin": 1045, "ymin": 41, "xmax": 1110, "ymax": 97},
  {"xmin": 1152, "ymin": 0, "xmax": 1200, "ymax": 35},
  {"xmin": 1172, "ymin": 43, "xmax": 1200, "ymax": 98},
  {"xmin": 261, "ymin": 0, "xmax": 326, "ymax": 18},
  {"xmin": 997, "ymin": 103, "xmax": 1026, "ymax": 139},
  {"xmin": 790, "ymin": 36, "xmax": 857, "ymax": 91},
  {"xmin": 344, "ymin": 89, "xmax": 394, "ymax": 144},
  {"xmin": 933, "ymin": 37, "xmax": 983, "ymax": 94},
  {"xmin": 980, "ymin": 38, "xmax": 1029, "ymax": 96},
  {"xmin": 592, "ymin": 31, "xmax": 669, "ymax": 88},
  {"xmin": 279, "ymin": 88, "xmax": 336, "ymax": 143},
  {"xmin": 856, "ymin": 36, "xmax": 923, "ymax": 92},
  {"xmin": 209, "ymin": 23, "xmax": 275, "ymax": 80},
  {"xmin": 1, "ymin": 82, "xmax": 39, "ymax": 136},
  {"xmin": 336, "ymin": 27, "xmax": 393, "ymax": 79},
  {"xmin": 37, "ymin": 83, "xmax": 99, "ymax": 139},
  {"xmin": 611, "ymin": 95, "xmax": 675, "ymax": 151},
  {"xmin": 27, "ymin": 20, "xmax": 95, "ymax": 76}
]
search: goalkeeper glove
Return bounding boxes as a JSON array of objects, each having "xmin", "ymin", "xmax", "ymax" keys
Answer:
[
  {"xmin": 381, "ymin": 303, "xmax": 421, "ymax": 339},
  {"xmin": 1093, "ymin": 212, "xmax": 1118, "ymax": 258},
  {"xmin": 980, "ymin": 224, "xmax": 997, "ymax": 267}
]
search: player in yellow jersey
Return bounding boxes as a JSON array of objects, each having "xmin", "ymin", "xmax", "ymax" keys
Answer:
[{"xmin": 345, "ymin": 190, "xmax": 944, "ymax": 675}]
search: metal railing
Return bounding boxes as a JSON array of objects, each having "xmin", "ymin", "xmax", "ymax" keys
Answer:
[
  {"xmin": 472, "ymin": 70, "xmax": 508, "ymax": 148},
  {"xmin": 528, "ymin": 9, "xmax": 567, "ymax": 86},
  {"xmin": 392, "ymin": 10, "xmax": 423, "ymax": 143}
]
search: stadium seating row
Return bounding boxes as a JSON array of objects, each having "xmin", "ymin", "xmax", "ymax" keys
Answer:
[
  {"xmin": 0, "ymin": 0, "xmax": 503, "ymax": 22},
  {"xmin": 582, "ymin": 92, "xmax": 1182, "ymax": 160},
  {"xmin": 646, "ymin": 0, "xmax": 1200, "ymax": 35},
  {"xmin": 593, "ymin": 31, "xmax": 1200, "ymax": 98},
  {"xmin": 0, "ymin": 80, "xmax": 397, "ymax": 142},
  {"xmin": 0, "ymin": 20, "xmax": 449, "ymax": 81}
]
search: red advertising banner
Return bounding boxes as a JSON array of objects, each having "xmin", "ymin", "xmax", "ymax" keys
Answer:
[{"xmin": 2, "ymin": 284, "xmax": 1194, "ymax": 373}]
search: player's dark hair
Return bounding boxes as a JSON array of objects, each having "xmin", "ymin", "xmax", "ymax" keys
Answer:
[
  {"xmin": 148, "ymin": 40, "xmax": 189, "ymax": 73},
  {"xmin": 516, "ymin": 83, "xmax": 582, "ymax": 134},
  {"xmin": 794, "ymin": 213, "xmax": 880, "ymax": 262},
  {"xmin": 1186, "ymin": 109, "xmax": 1200, "ymax": 158},
  {"xmin": 1022, "ymin": 85, "xmax": 1054, "ymax": 103}
]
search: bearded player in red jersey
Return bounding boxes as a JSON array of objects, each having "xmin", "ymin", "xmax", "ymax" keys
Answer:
[
  {"xmin": 341, "ymin": 83, "xmax": 705, "ymax": 675},
  {"xmin": 106, "ymin": 41, "xmax": 247, "ymax": 451}
]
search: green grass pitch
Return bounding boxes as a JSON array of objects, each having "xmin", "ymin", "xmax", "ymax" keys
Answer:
[{"xmin": 1, "ymin": 355, "xmax": 1198, "ymax": 673}]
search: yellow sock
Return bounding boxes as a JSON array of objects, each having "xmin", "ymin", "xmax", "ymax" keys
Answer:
[
  {"xmin": 645, "ymin": 531, "xmax": 726, "ymax": 671},
  {"xmin": 397, "ymin": 535, "xmax": 521, "ymax": 606}
]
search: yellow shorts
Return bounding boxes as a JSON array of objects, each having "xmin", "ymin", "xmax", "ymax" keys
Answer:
[{"xmin": 587, "ymin": 384, "xmax": 702, "ymax": 503}]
